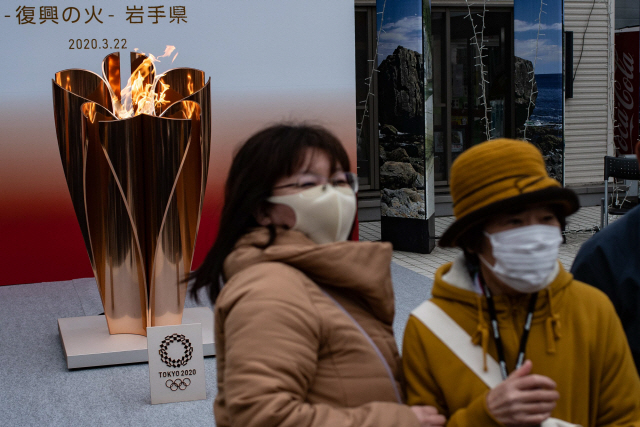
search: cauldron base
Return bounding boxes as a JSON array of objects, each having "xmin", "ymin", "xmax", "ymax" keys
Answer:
[{"xmin": 58, "ymin": 307, "xmax": 215, "ymax": 369}]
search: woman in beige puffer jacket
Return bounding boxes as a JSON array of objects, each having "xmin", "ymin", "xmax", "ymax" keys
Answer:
[{"xmin": 191, "ymin": 124, "xmax": 444, "ymax": 427}]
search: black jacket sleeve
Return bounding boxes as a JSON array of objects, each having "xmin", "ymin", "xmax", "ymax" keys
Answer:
[{"xmin": 571, "ymin": 210, "xmax": 640, "ymax": 374}]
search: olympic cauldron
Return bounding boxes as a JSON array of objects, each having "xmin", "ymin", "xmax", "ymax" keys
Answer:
[{"xmin": 52, "ymin": 51, "xmax": 211, "ymax": 336}]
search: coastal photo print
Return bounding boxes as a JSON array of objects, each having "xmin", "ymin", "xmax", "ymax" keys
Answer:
[
  {"xmin": 515, "ymin": 0, "xmax": 564, "ymax": 182},
  {"xmin": 376, "ymin": 0, "xmax": 427, "ymax": 220}
]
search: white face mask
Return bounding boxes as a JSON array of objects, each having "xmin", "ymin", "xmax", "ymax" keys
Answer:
[
  {"xmin": 479, "ymin": 224, "xmax": 562, "ymax": 293},
  {"xmin": 267, "ymin": 185, "xmax": 357, "ymax": 244}
]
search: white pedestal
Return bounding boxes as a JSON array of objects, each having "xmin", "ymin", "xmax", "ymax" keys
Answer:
[{"xmin": 58, "ymin": 307, "xmax": 215, "ymax": 369}]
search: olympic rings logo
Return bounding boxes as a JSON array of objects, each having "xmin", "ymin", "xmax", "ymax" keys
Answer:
[
  {"xmin": 159, "ymin": 333, "xmax": 193, "ymax": 368},
  {"xmin": 165, "ymin": 377, "xmax": 191, "ymax": 391}
]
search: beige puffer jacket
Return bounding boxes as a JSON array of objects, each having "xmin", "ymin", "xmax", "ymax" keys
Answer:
[{"xmin": 213, "ymin": 227, "xmax": 420, "ymax": 427}]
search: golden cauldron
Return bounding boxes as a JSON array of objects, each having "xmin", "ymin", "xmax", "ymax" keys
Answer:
[{"xmin": 52, "ymin": 51, "xmax": 211, "ymax": 335}]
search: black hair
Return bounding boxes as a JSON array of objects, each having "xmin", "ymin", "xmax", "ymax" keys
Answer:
[{"xmin": 190, "ymin": 123, "xmax": 351, "ymax": 303}]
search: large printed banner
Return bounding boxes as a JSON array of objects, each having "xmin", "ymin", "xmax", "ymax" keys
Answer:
[
  {"xmin": 0, "ymin": 0, "xmax": 357, "ymax": 286},
  {"xmin": 376, "ymin": 0, "xmax": 430, "ymax": 221},
  {"xmin": 515, "ymin": 0, "xmax": 564, "ymax": 183},
  {"xmin": 373, "ymin": 0, "xmax": 435, "ymax": 253}
]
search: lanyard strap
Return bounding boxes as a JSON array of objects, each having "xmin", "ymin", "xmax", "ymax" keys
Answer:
[{"xmin": 476, "ymin": 273, "xmax": 538, "ymax": 381}]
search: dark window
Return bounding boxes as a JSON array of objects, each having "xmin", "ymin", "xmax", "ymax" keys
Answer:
[{"xmin": 355, "ymin": 6, "xmax": 379, "ymax": 191}]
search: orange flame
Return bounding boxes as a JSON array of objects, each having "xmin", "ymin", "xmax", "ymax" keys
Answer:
[
  {"xmin": 187, "ymin": 74, "xmax": 194, "ymax": 95},
  {"xmin": 86, "ymin": 103, "xmax": 97, "ymax": 123},
  {"xmin": 113, "ymin": 46, "xmax": 176, "ymax": 119},
  {"xmin": 156, "ymin": 80, "xmax": 171, "ymax": 108},
  {"xmin": 184, "ymin": 101, "xmax": 197, "ymax": 119}
]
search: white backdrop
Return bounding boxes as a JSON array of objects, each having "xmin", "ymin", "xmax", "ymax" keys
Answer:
[{"xmin": 0, "ymin": 0, "xmax": 357, "ymax": 285}]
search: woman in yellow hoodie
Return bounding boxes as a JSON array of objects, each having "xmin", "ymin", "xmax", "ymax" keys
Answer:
[{"xmin": 403, "ymin": 138, "xmax": 640, "ymax": 426}]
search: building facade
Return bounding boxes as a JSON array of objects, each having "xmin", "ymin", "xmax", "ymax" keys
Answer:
[{"xmin": 356, "ymin": 0, "xmax": 638, "ymax": 226}]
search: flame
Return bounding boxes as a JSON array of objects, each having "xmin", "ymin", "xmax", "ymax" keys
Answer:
[
  {"xmin": 184, "ymin": 101, "xmax": 197, "ymax": 119},
  {"xmin": 85, "ymin": 103, "xmax": 97, "ymax": 123},
  {"xmin": 112, "ymin": 46, "xmax": 176, "ymax": 119},
  {"xmin": 187, "ymin": 74, "xmax": 194, "ymax": 95},
  {"xmin": 160, "ymin": 45, "xmax": 176, "ymax": 58},
  {"xmin": 155, "ymin": 79, "xmax": 171, "ymax": 109}
]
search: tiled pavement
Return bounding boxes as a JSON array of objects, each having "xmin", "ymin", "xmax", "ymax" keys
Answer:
[{"xmin": 359, "ymin": 205, "xmax": 610, "ymax": 278}]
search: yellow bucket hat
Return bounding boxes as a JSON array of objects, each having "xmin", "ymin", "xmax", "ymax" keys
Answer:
[{"xmin": 439, "ymin": 138, "xmax": 579, "ymax": 248}]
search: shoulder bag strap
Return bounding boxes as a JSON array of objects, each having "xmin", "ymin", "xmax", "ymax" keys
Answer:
[
  {"xmin": 411, "ymin": 300, "xmax": 502, "ymax": 389},
  {"xmin": 410, "ymin": 300, "xmax": 580, "ymax": 427}
]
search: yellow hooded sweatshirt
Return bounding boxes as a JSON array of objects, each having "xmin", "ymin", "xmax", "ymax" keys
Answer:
[{"xmin": 403, "ymin": 255, "xmax": 640, "ymax": 426}]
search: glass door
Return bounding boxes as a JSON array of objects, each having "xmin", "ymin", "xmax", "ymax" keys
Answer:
[{"xmin": 433, "ymin": 8, "xmax": 513, "ymax": 185}]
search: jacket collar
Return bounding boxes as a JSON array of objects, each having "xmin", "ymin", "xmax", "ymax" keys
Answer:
[
  {"xmin": 223, "ymin": 227, "xmax": 396, "ymax": 324},
  {"xmin": 434, "ymin": 254, "xmax": 573, "ymax": 357}
]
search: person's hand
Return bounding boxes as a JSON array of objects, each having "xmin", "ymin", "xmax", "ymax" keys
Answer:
[
  {"xmin": 410, "ymin": 405, "xmax": 446, "ymax": 427},
  {"xmin": 486, "ymin": 360, "xmax": 559, "ymax": 426}
]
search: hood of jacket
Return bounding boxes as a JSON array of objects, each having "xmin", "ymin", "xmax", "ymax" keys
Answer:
[
  {"xmin": 223, "ymin": 227, "xmax": 396, "ymax": 324},
  {"xmin": 432, "ymin": 254, "xmax": 574, "ymax": 367}
]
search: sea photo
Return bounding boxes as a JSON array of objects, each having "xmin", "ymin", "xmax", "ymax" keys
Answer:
[
  {"xmin": 515, "ymin": 0, "xmax": 564, "ymax": 181},
  {"xmin": 376, "ymin": 0, "xmax": 428, "ymax": 219}
]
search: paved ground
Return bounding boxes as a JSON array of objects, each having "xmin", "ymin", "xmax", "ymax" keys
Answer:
[{"xmin": 359, "ymin": 205, "xmax": 608, "ymax": 277}]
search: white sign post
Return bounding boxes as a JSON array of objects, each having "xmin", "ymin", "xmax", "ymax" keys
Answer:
[{"xmin": 146, "ymin": 323, "xmax": 207, "ymax": 404}]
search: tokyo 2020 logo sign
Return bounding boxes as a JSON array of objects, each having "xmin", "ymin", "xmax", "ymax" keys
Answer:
[
  {"xmin": 159, "ymin": 333, "xmax": 193, "ymax": 368},
  {"xmin": 165, "ymin": 378, "xmax": 191, "ymax": 391}
]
